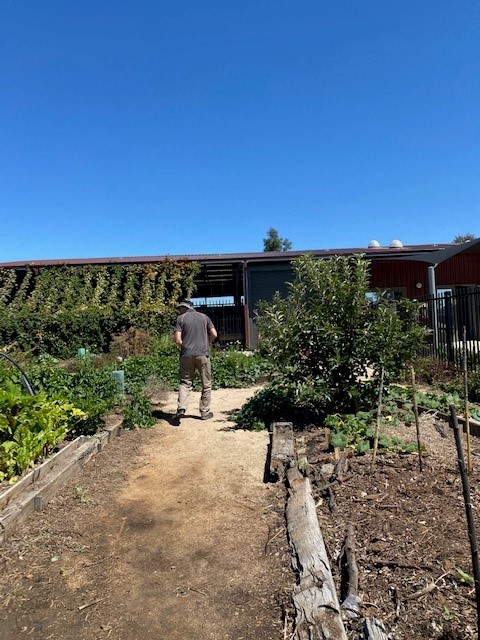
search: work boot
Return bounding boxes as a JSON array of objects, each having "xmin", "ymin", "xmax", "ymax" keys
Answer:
[
  {"xmin": 201, "ymin": 411, "xmax": 213, "ymax": 420},
  {"xmin": 172, "ymin": 409, "xmax": 185, "ymax": 427}
]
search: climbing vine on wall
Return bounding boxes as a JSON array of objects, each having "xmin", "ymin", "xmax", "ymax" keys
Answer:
[{"xmin": 0, "ymin": 261, "xmax": 200, "ymax": 357}]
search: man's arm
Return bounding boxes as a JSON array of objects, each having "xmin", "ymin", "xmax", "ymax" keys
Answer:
[
  {"xmin": 208, "ymin": 326, "xmax": 218, "ymax": 343},
  {"xmin": 174, "ymin": 330, "xmax": 183, "ymax": 347}
]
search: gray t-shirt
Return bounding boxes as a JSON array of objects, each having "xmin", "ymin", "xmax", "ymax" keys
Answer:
[{"xmin": 174, "ymin": 310, "xmax": 214, "ymax": 357}]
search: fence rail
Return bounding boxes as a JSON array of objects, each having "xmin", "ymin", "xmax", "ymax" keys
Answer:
[
  {"xmin": 194, "ymin": 303, "xmax": 245, "ymax": 347},
  {"xmin": 417, "ymin": 288, "xmax": 480, "ymax": 371}
]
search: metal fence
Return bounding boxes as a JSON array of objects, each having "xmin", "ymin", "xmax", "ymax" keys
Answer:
[
  {"xmin": 194, "ymin": 302, "xmax": 245, "ymax": 347},
  {"xmin": 193, "ymin": 291, "xmax": 480, "ymax": 362},
  {"xmin": 417, "ymin": 288, "xmax": 480, "ymax": 370}
]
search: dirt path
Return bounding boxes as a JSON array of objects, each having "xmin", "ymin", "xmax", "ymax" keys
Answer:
[{"xmin": 0, "ymin": 388, "xmax": 292, "ymax": 640}]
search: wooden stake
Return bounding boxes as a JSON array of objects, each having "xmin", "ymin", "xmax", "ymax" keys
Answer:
[
  {"xmin": 449, "ymin": 405, "xmax": 480, "ymax": 638},
  {"xmin": 371, "ymin": 366, "xmax": 385, "ymax": 470},
  {"xmin": 410, "ymin": 366, "xmax": 423, "ymax": 472},
  {"xmin": 463, "ymin": 326, "xmax": 473, "ymax": 473},
  {"xmin": 340, "ymin": 524, "xmax": 361, "ymax": 619}
]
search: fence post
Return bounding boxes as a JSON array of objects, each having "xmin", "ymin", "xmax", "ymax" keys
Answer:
[
  {"xmin": 445, "ymin": 293, "xmax": 454, "ymax": 363},
  {"xmin": 428, "ymin": 266, "xmax": 439, "ymax": 351}
]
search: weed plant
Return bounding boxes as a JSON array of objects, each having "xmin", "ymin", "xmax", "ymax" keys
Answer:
[{"xmin": 325, "ymin": 411, "xmax": 420, "ymax": 454}]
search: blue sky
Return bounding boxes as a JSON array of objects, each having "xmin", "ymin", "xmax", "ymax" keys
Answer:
[{"xmin": 1, "ymin": 1, "xmax": 479, "ymax": 262}]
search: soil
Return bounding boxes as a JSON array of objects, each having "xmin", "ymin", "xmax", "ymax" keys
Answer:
[
  {"xmin": 303, "ymin": 412, "xmax": 480, "ymax": 640},
  {"xmin": 0, "ymin": 387, "xmax": 293, "ymax": 640},
  {"xmin": 1, "ymin": 387, "xmax": 479, "ymax": 639}
]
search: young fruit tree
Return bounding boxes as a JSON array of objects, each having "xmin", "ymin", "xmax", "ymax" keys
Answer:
[{"xmin": 237, "ymin": 254, "xmax": 426, "ymax": 427}]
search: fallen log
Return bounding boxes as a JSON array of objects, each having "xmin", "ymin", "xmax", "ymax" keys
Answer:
[
  {"xmin": 270, "ymin": 422, "xmax": 295, "ymax": 480},
  {"xmin": 363, "ymin": 617, "xmax": 389, "ymax": 639},
  {"xmin": 286, "ymin": 466, "xmax": 348, "ymax": 640}
]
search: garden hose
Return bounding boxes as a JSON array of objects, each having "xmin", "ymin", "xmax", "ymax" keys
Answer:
[{"xmin": 0, "ymin": 352, "xmax": 36, "ymax": 395}]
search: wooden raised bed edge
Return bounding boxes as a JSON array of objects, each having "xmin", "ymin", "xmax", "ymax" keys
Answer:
[
  {"xmin": 407, "ymin": 403, "xmax": 480, "ymax": 438},
  {"xmin": 0, "ymin": 416, "xmax": 123, "ymax": 545}
]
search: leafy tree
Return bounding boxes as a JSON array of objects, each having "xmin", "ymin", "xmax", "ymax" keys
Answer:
[
  {"xmin": 453, "ymin": 233, "xmax": 476, "ymax": 244},
  {"xmin": 263, "ymin": 227, "xmax": 292, "ymax": 252},
  {"xmin": 236, "ymin": 255, "xmax": 426, "ymax": 427}
]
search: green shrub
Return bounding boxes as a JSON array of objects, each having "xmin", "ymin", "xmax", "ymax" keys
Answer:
[
  {"xmin": 0, "ymin": 262, "xmax": 199, "ymax": 357},
  {"xmin": 413, "ymin": 356, "xmax": 456, "ymax": 385},
  {"xmin": 441, "ymin": 371, "xmax": 480, "ymax": 405},
  {"xmin": 211, "ymin": 351, "xmax": 272, "ymax": 389},
  {"xmin": 388, "ymin": 384, "xmax": 462, "ymax": 413},
  {"xmin": 122, "ymin": 349, "xmax": 271, "ymax": 394},
  {"xmin": 325, "ymin": 411, "xmax": 418, "ymax": 454},
  {"xmin": 233, "ymin": 378, "xmax": 330, "ymax": 430},
  {"xmin": 468, "ymin": 372, "xmax": 480, "ymax": 403},
  {"xmin": 122, "ymin": 392, "xmax": 156, "ymax": 430},
  {"xmin": 123, "ymin": 354, "xmax": 178, "ymax": 393},
  {"xmin": 256, "ymin": 255, "xmax": 427, "ymax": 416},
  {"xmin": 26, "ymin": 357, "xmax": 121, "ymax": 435}
]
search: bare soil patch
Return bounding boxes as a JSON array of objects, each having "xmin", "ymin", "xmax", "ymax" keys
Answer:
[
  {"xmin": 0, "ymin": 387, "xmax": 293, "ymax": 640},
  {"xmin": 2, "ymin": 387, "xmax": 479, "ymax": 639}
]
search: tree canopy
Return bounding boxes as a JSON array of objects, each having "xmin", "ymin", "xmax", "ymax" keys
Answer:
[
  {"xmin": 453, "ymin": 233, "xmax": 476, "ymax": 244},
  {"xmin": 235, "ymin": 254, "xmax": 426, "ymax": 428},
  {"xmin": 263, "ymin": 227, "xmax": 292, "ymax": 252}
]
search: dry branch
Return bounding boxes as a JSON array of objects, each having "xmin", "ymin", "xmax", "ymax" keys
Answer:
[
  {"xmin": 363, "ymin": 617, "xmax": 389, "ymax": 639},
  {"xmin": 340, "ymin": 524, "xmax": 361, "ymax": 619}
]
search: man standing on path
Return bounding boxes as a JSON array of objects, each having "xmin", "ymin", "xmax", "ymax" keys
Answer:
[{"xmin": 172, "ymin": 300, "xmax": 217, "ymax": 426}]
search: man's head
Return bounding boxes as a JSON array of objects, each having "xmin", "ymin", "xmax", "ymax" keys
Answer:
[{"xmin": 177, "ymin": 299, "xmax": 194, "ymax": 314}]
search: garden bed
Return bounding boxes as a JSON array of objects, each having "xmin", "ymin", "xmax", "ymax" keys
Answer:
[
  {"xmin": 1, "ymin": 384, "xmax": 480, "ymax": 639},
  {"xmin": 299, "ymin": 411, "xmax": 480, "ymax": 639},
  {"xmin": 0, "ymin": 415, "xmax": 123, "ymax": 545}
]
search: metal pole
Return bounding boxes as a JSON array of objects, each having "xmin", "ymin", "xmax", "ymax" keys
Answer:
[
  {"xmin": 463, "ymin": 326, "xmax": 473, "ymax": 473},
  {"xmin": 428, "ymin": 265, "xmax": 438, "ymax": 351},
  {"xmin": 410, "ymin": 366, "xmax": 423, "ymax": 472},
  {"xmin": 450, "ymin": 405, "xmax": 480, "ymax": 637}
]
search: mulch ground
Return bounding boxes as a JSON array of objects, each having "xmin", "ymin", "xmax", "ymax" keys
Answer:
[{"xmin": 302, "ymin": 412, "xmax": 480, "ymax": 639}]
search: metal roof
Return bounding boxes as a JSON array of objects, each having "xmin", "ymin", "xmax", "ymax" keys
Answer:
[
  {"xmin": 1, "ymin": 241, "xmax": 478, "ymax": 301},
  {"xmin": 0, "ymin": 242, "xmax": 457, "ymax": 269},
  {"xmin": 374, "ymin": 238, "xmax": 480, "ymax": 264}
]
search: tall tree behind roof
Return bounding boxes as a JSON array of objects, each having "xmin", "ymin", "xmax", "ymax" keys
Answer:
[
  {"xmin": 263, "ymin": 227, "xmax": 292, "ymax": 252},
  {"xmin": 453, "ymin": 233, "xmax": 477, "ymax": 244}
]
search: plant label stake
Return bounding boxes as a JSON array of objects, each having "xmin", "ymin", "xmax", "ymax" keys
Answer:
[
  {"xmin": 449, "ymin": 404, "xmax": 480, "ymax": 638},
  {"xmin": 371, "ymin": 366, "xmax": 385, "ymax": 470}
]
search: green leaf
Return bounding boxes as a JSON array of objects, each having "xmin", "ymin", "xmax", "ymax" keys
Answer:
[
  {"xmin": 330, "ymin": 432, "xmax": 348, "ymax": 449},
  {"xmin": 455, "ymin": 567, "xmax": 474, "ymax": 586},
  {"xmin": 356, "ymin": 440, "xmax": 371, "ymax": 453}
]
